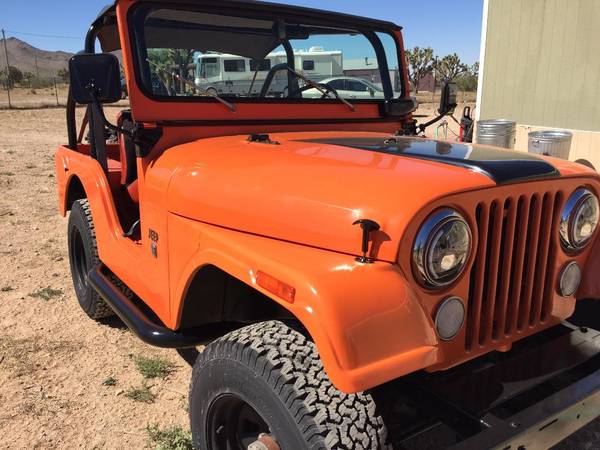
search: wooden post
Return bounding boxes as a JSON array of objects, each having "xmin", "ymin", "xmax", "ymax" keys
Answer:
[
  {"xmin": 1, "ymin": 29, "xmax": 12, "ymax": 109},
  {"xmin": 431, "ymin": 57, "xmax": 437, "ymax": 105},
  {"xmin": 53, "ymin": 77, "xmax": 59, "ymax": 106},
  {"xmin": 34, "ymin": 48, "xmax": 39, "ymax": 77}
]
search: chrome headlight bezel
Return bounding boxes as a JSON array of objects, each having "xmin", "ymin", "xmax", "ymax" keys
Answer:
[
  {"xmin": 560, "ymin": 188, "xmax": 599, "ymax": 252},
  {"xmin": 412, "ymin": 208, "xmax": 472, "ymax": 289}
]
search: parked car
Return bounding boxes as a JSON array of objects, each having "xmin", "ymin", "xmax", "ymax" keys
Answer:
[
  {"xmin": 56, "ymin": 0, "xmax": 600, "ymax": 449},
  {"xmin": 302, "ymin": 76, "xmax": 399, "ymax": 99}
]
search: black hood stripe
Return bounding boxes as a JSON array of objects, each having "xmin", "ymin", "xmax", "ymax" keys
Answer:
[{"xmin": 297, "ymin": 137, "xmax": 560, "ymax": 185}]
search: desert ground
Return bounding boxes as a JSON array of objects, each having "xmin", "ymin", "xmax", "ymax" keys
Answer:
[
  {"xmin": 0, "ymin": 103, "xmax": 597, "ymax": 449},
  {"xmin": 0, "ymin": 106, "xmax": 193, "ymax": 449}
]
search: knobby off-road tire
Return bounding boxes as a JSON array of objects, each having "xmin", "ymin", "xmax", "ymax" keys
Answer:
[
  {"xmin": 189, "ymin": 320, "xmax": 390, "ymax": 450},
  {"xmin": 67, "ymin": 199, "xmax": 114, "ymax": 319}
]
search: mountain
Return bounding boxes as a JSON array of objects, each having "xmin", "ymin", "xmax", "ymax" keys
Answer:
[{"xmin": 0, "ymin": 37, "xmax": 73, "ymax": 77}]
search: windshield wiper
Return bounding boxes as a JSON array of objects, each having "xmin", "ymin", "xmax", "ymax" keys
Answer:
[
  {"xmin": 285, "ymin": 66, "xmax": 355, "ymax": 112},
  {"xmin": 145, "ymin": 58, "xmax": 236, "ymax": 112}
]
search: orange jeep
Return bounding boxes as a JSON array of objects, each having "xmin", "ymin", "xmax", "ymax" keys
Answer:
[{"xmin": 56, "ymin": 1, "xmax": 600, "ymax": 448}]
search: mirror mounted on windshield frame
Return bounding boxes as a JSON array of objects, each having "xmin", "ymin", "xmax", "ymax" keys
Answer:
[
  {"xmin": 69, "ymin": 53, "xmax": 122, "ymax": 104},
  {"xmin": 438, "ymin": 81, "xmax": 458, "ymax": 116},
  {"xmin": 406, "ymin": 81, "xmax": 458, "ymax": 136},
  {"xmin": 383, "ymin": 97, "xmax": 418, "ymax": 117}
]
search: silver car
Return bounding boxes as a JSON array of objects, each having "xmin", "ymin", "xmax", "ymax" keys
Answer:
[{"xmin": 303, "ymin": 76, "xmax": 399, "ymax": 99}]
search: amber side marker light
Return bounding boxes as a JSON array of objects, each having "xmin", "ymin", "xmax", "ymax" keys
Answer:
[{"xmin": 256, "ymin": 271, "xmax": 296, "ymax": 303}]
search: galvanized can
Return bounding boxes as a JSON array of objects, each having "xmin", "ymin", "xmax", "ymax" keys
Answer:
[
  {"xmin": 476, "ymin": 119, "xmax": 517, "ymax": 149},
  {"xmin": 528, "ymin": 130, "xmax": 573, "ymax": 160}
]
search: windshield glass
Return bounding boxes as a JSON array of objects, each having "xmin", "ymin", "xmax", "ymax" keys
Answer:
[{"xmin": 130, "ymin": 6, "xmax": 401, "ymax": 102}]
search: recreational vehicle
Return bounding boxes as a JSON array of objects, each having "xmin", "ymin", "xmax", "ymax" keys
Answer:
[{"xmin": 194, "ymin": 46, "xmax": 343, "ymax": 96}]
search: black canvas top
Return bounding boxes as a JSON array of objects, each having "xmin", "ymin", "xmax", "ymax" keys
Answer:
[{"xmin": 93, "ymin": 0, "xmax": 401, "ymax": 35}]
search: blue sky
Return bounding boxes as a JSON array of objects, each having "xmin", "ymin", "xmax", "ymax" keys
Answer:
[{"xmin": 1, "ymin": 0, "xmax": 483, "ymax": 64}]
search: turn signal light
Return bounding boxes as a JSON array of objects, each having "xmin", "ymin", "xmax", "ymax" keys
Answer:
[{"xmin": 256, "ymin": 271, "xmax": 296, "ymax": 303}]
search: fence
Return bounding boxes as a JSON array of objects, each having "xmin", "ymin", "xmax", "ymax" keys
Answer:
[{"xmin": 0, "ymin": 30, "xmax": 71, "ymax": 109}]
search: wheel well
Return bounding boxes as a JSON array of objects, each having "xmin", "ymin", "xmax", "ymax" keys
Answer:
[
  {"xmin": 66, "ymin": 176, "xmax": 86, "ymax": 211},
  {"xmin": 179, "ymin": 265, "xmax": 295, "ymax": 329},
  {"xmin": 575, "ymin": 159, "xmax": 596, "ymax": 170}
]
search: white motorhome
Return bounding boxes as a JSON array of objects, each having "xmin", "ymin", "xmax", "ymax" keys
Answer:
[{"xmin": 194, "ymin": 47, "xmax": 343, "ymax": 97}]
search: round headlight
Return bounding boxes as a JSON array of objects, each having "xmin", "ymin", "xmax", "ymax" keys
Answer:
[
  {"xmin": 413, "ymin": 209, "xmax": 472, "ymax": 288},
  {"xmin": 435, "ymin": 296, "xmax": 465, "ymax": 340},
  {"xmin": 560, "ymin": 188, "xmax": 599, "ymax": 251}
]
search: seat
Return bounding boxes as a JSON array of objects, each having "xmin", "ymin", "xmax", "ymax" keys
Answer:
[
  {"xmin": 114, "ymin": 110, "xmax": 139, "ymax": 205},
  {"xmin": 117, "ymin": 110, "xmax": 138, "ymax": 186}
]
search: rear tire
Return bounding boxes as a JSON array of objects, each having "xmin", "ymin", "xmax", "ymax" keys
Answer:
[
  {"xmin": 67, "ymin": 199, "xmax": 114, "ymax": 319},
  {"xmin": 189, "ymin": 320, "xmax": 389, "ymax": 450}
]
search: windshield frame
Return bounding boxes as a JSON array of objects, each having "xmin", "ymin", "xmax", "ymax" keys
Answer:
[{"xmin": 127, "ymin": 1, "xmax": 404, "ymax": 105}]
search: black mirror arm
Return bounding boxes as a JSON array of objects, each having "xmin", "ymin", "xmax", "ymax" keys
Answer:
[
  {"xmin": 417, "ymin": 112, "xmax": 446, "ymax": 134},
  {"xmin": 86, "ymin": 85, "xmax": 134, "ymax": 139},
  {"xmin": 417, "ymin": 105, "xmax": 457, "ymax": 134}
]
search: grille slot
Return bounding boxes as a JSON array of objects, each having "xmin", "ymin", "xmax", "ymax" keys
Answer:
[{"xmin": 466, "ymin": 191, "xmax": 561, "ymax": 350}]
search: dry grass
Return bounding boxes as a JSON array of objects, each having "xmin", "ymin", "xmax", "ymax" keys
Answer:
[
  {"xmin": 102, "ymin": 376, "xmax": 118, "ymax": 387},
  {"xmin": 146, "ymin": 424, "xmax": 193, "ymax": 450},
  {"xmin": 0, "ymin": 107, "xmax": 192, "ymax": 449},
  {"xmin": 0, "ymin": 86, "xmax": 130, "ymax": 110},
  {"xmin": 414, "ymin": 90, "xmax": 477, "ymax": 105},
  {"xmin": 134, "ymin": 355, "xmax": 177, "ymax": 380},
  {"xmin": 125, "ymin": 383, "xmax": 156, "ymax": 404},
  {"xmin": 29, "ymin": 286, "xmax": 63, "ymax": 301}
]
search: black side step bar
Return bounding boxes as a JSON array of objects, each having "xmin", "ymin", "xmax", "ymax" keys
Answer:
[{"xmin": 87, "ymin": 265, "xmax": 205, "ymax": 349}]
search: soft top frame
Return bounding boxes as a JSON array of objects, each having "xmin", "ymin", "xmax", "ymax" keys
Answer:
[{"xmin": 92, "ymin": 0, "xmax": 401, "ymax": 52}]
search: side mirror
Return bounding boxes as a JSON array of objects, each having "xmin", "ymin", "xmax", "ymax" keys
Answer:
[
  {"xmin": 383, "ymin": 97, "xmax": 418, "ymax": 117},
  {"xmin": 69, "ymin": 53, "xmax": 121, "ymax": 104},
  {"xmin": 438, "ymin": 81, "xmax": 458, "ymax": 116}
]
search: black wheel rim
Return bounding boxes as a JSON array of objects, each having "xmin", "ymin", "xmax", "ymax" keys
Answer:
[
  {"xmin": 69, "ymin": 227, "xmax": 88, "ymax": 295},
  {"xmin": 207, "ymin": 394, "xmax": 272, "ymax": 450}
]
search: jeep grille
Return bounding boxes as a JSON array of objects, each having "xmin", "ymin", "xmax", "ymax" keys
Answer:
[{"xmin": 466, "ymin": 191, "xmax": 563, "ymax": 350}]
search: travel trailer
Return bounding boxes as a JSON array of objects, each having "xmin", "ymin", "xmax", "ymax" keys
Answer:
[{"xmin": 194, "ymin": 46, "xmax": 343, "ymax": 96}]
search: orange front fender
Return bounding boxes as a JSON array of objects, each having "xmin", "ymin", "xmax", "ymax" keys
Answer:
[{"xmin": 168, "ymin": 213, "xmax": 439, "ymax": 393}]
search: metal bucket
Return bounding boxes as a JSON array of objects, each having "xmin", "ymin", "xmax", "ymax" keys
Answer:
[
  {"xmin": 528, "ymin": 130, "xmax": 573, "ymax": 160},
  {"xmin": 476, "ymin": 119, "xmax": 517, "ymax": 149}
]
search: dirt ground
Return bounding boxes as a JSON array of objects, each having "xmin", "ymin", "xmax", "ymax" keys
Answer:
[
  {"xmin": 0, "ymin": 86, "xmax": 70, "ymax": 109},
  {"xmin": 0, "ymin": 107, "xmax": 192, "ymax": 450},
  {"xmin": 0, "ymin": 105, "xmax": 597, "ymax": 450}
]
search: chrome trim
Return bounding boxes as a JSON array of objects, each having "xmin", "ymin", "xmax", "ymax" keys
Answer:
[
  {"xmin": 434, "ymin": 296, "xmax": 466, "ymax": 341},
  {"xmin": 558, "ymin": 261, "xmax": 582, "ymax": 297},
  {"xmin": 412, "ymin": 208, "xmax": 472, "ymax": 288},
  {"xmin": 560, "ymin": 188, "xmax": 598, "ymax": 251}
]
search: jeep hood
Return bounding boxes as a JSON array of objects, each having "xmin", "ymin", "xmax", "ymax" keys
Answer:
[{"xmin": 159, "ymin": 131, "xmax": 567, "ymax": 262}]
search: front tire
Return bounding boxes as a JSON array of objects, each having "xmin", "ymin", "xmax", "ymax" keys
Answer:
[
  {"xmin": 189, "ymin": 321, "xmax": 389, "ymax": 450},
  {"xmin": 67, "ymin": 199, "xmax": 114, "ymax": 320}
]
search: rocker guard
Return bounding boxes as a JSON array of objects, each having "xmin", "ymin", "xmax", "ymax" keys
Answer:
[{"xmin": 87, "ymin": 265, "xmax": 213, "ymax": 348}]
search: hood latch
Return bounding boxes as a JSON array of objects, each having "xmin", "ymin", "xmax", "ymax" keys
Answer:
[
  {"xmin": 353, "ymin": 219, "xmax": 381, "ymax": 264},
  {"xmin": 248, "ymin": 134, "xmax": 280, "ymax": 145}
]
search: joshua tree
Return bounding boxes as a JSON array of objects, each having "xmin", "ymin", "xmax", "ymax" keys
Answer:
[
  {"xmin": 405, "ymin": 46, "xmax": 434, "ymax": 93},
  {"xmin": 434, "ymin": 53, "xmax": 469, "ymax": 82}
]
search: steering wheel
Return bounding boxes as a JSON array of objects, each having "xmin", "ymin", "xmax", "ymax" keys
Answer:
[{"xmin": 260, "ymin": 63, "xmax": 293, "ymax": 98}]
